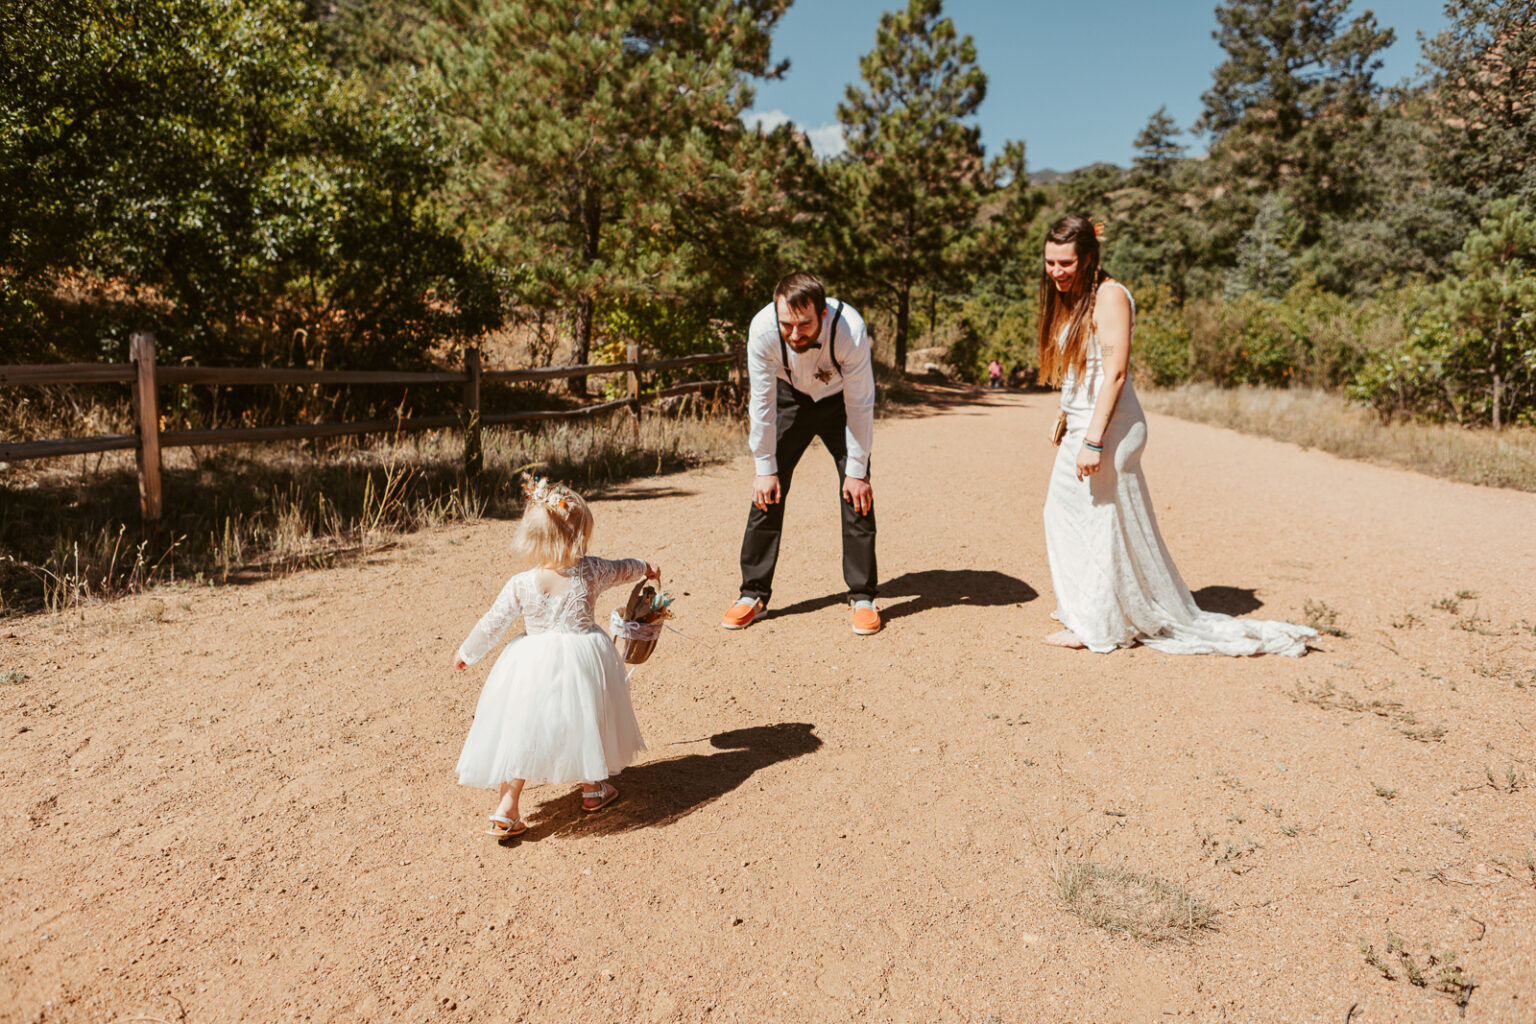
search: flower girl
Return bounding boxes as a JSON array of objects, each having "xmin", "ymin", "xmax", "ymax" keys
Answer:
[{"xmin": 453, "ymin": 475, "xmax": 658, "ymax": 838}]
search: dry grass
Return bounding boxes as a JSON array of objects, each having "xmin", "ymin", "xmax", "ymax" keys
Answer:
[
  {"xmin": 0, "ymin": 407, "xmax": 745, "ymax": 616},
  {"xmin": 1141, "ymin": 384, "xmax": 1536, "ymax": 492},
  {"xmin": 1051, "ymin": 859, "xmax": 1216, "ymax": 942}
]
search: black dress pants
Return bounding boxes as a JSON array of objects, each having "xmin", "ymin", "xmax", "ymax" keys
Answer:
[{"xmin": 739, "ymin": 379, "xmax": 878, "ymax": 604}]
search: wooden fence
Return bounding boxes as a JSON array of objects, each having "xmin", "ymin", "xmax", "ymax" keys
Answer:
[{"xmin": 0, "ymin": 333, "xmax": 744, "ymax": 524}]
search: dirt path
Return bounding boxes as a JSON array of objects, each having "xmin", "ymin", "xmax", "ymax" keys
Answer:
[{"xmin": 4, "ymin": 388, "xmax": 1534, "ymax": 1024}]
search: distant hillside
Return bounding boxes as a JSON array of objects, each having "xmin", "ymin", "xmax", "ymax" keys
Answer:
[{"xmin": 1030, "ymin": 162, "xmax": 1124, "ymax": 187}]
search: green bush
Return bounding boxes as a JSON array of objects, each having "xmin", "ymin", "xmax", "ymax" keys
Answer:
[
  {"xmin": 1348, "ymin": 200, "xmax": 1536, "ymax": 427},
  {"xmin": 947, "ymin": 293, "xmax": 1036, "ymax": 384},
  {"xmin": 1182, "ymin": 283, "xmax": 1408, "ymax": 390},
  {"xmin": 1128, "ymin": 283, "xmax": 1192, "ymax": 388}
]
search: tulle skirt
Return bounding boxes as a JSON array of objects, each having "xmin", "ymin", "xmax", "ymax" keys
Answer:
[{"xmin": 456, "ymin": 627, "xmax": 645, "ymax": 787}]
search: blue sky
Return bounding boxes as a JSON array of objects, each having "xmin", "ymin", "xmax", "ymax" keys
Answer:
[{"xmin": 743, "ymin": 0, "xmax": 1452, "ymax": 172}]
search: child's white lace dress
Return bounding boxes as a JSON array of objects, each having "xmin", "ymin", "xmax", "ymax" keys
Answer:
[{"xmin": 455, "ymin": 555, "xmax": 648, "ymax": 787}]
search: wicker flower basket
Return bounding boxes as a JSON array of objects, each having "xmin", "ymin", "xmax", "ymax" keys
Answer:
[{"xmin": 611, "ymin": 579, "xmax": 666, "ymax": 665}]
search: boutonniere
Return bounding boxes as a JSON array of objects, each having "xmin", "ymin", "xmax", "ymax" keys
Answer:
[{"xmin": 814, "ymin": 367, "xmax": 834, "ymax": 384}]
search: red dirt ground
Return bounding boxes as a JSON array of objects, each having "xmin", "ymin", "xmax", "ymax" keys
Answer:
[{"xmin": 4, "ymin": 388, "xmax": 1534, "ymax": 1023}]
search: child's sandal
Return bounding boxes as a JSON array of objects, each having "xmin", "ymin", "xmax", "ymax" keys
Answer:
[
  {"xmin": 486, "ymin": 814, "xmax": 528, "ymax": 838},
  {"xmin": 580, "ymin": 782, "xmax": 618, "ymax": 813}
]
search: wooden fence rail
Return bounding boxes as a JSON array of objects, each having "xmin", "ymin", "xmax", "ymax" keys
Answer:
[{"xmin": 1, "ymin": 335, "xmax": 745, "ymax": 524}]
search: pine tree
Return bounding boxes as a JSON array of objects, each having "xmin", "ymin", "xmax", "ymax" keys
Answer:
[
  {"xmin": 410, "ymin": 0, "xmax": 788, "ymax": 393},
  {"xmin": 1132, "ymin": 106, "xmax": 1187, "ymax": 192},
  {"xmin": 1438, "ymin": 198, "xmax": 1536, "ymax": 429},
  {"xmin": 1114, "ymin": 109, "xmax": 1194, "ymax": 299},
  {"xmin": 1225, "ymin": 193, "xmax": 1294, "ymax": 299},
  {"xmin": 1196, "ymin": 0, "xmax": 1394, "ymax": 247},
  {"xmin": 837, "ymin": 0, "xmax": 989, "ymax": 373},
  {"xmin": 1421, "ymin": 0, "xmax": 1536, "ymax": 206}
]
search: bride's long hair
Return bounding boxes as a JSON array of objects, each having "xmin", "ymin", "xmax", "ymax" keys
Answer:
[{"xmin": 1036, "ymin": 214, "xmax": 1107, "ymax": 388}]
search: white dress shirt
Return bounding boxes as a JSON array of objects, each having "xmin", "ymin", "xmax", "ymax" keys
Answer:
[{"xmin": 746, "ymin": 298, "xmax": 875, "ymax": 479}]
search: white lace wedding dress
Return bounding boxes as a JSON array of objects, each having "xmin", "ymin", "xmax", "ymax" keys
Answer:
[
  {"xmin": 455, "ymin": 555, "xmax": 648, "ymax": 786},
  {"xmin": 1042, "ymin": 281, "xmax": 1316, "ymax": 656}
]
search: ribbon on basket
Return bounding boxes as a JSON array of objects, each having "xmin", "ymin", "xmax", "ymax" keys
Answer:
[{"xmin": 610, "ymin": 609, "xmax": 664, "ymax": 642}]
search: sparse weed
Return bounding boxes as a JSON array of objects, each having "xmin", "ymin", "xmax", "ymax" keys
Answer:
[
  {"xmin": 1361, "ymin": 935, "xmax": 1475, "ymax": 1008},
  {"xmin": 1, "ymin": 670, "xmax": 28, "ymax": 685},
  {"xmin": 1439, "ymin": 820, "xmax": 1471, "ymax": 841},
  {"xmin": 1431, "ymin": 595, "xmax": 1462, "ymax": 614},
  {"xmin": 1454, "ymin": 613, "xmax": 1495, "ymax": 635},
  {"xmin": 1302, "ymin": 599, "xmax": 1349, "ymax": 637},
  {"xmin": 1374, "ymin": 784, "xmax": 1398, "ymax": 802},
  {"xmin": 1484, "ymin": 765, "xmax": 1526, "ymax": 793},
  {"xmin": 1291, "ymin": 681, "xmax": 1445, "ymax": 741},
  {"xmin": 1214, "ymin": 770, "xmax": 1253, "ymax": 792},
  {"xmin": 1495, "ymin": 851, "xmax": 1536, "ymax": 886},
  {"xmin": 1398, "ymin": 719, "xmax": 1448, "ymax": 743},
  {"xmin": 1391, "ymin": 612, "xmax": 1423, "ymax": 629},
  {"xmin": 1201, "ymin": 831, "xmax": 1260, "ymax": 871}
]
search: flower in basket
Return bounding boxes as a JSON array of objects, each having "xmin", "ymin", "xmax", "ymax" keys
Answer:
[{"xmin": 623, "ymin": 584, "xmax": 675, "ymax": 625}]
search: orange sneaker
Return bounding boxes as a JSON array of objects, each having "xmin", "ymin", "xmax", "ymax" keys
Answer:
[
  {"xmin": 851, "ymin": 603, "xmax": 882, "ymax": 636},
  {"xmin": 721, "ymin": 598, "xmax": 764, "ymax": 630}
]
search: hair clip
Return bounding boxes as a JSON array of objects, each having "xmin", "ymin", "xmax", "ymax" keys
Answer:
[{"xmin": 520, "ymin": 472, "xmax": 572, "ymax": 513}]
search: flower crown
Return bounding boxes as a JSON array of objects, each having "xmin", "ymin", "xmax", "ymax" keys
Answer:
[{"xmin": 520, "ymin": 472, "xmax": 572, "ymax": 513}]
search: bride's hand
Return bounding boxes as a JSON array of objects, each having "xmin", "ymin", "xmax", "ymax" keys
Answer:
[{"xmin": 1076, "ymin": 448, "xmax": 1102, "ymax": 481}]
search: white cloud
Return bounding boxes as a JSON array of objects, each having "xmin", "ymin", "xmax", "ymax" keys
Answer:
[
  {"xmin": 742, "ymin": 109, "xmax": 848, "ymax": 160},
  {"xmin": 804, "ymin": 123, "xmax": 848, "ymax": 160},
  {"xmin": 743, "ymin": 108, "xmax": 795, "ymax": 133}
]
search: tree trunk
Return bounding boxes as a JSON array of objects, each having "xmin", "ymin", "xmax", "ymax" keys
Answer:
[
  {"xmin": 567, "ymin": 186, "xmax": 603, "ymax": 397},
  {"xmin": 567, "ymin": 294, "xmax": 595, "ymax": 398},
  {"xmin": 1492, "ymin": 352, "xmax": 1502, "ymax": 431},
  {"xmin": 894, "ymin": 285, "xmax": 911, "ymax": 376}
]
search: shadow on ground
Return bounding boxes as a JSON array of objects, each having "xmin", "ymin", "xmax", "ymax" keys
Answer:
[
  {"xmin": 516, "ymin": 722, "xmax": 821, "ymax": 839},
  {"xmin": 1190, "ymin": 585, "xmax": 1263, "ymax": 615},
  {"xmin": 588, "ymin": 486, "xmax": 699, "ymax": 503},
  {"xmin": 880, "ymin": 379, "xmax": 1054, "ymax": 419},
  {"xmin": 768, "ymin": 569, "xmax": 1038, "ymax": 623}
]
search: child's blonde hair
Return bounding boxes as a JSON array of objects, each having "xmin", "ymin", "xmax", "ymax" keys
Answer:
[{"xmin": 512, "ymin": 477, "xmax": 593, "ymax": 570}]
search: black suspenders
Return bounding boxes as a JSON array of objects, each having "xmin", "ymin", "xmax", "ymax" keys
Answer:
[{"xmin": 779, "ymin": 300, "xmax": 845, "ymax": 381}]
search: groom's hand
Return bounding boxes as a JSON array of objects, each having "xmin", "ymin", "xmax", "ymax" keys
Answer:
[
  {"xmin": 842, "ymin": 475, "xmax": 873, "ymax": 515},
  {"xmin": 753, "ymin": 474, "xmax": 781, "ymax": 511}
]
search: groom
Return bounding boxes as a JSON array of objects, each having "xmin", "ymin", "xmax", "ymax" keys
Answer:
[{"xmin": 721, "ymin": 272, "xmax": 880, "ymax": 635}]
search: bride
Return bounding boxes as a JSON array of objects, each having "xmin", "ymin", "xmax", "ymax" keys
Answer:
[{"xmin": 1037, "ymin": 214, "xmax": 1316, "ymax": 656}]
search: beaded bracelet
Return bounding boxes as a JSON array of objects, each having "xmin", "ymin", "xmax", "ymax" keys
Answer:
[{"xmin": 1083, "ymin": 439, "xmax": 1104, "ymax": 453}]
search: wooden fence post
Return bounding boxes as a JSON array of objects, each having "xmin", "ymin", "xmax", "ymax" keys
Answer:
[
  {"xmin": 130, "ymin": 332, "xmax": 164, "ymax": 525},
  {"xmin": 626, "ymin": 343, "xmax": 641, "ymax": 438},
  {"xmin": 462, "ymin": 347, "xmax": 482, "ymax": 478},
  {"xmin": 730, "ymin": 340, "xmax": 746, "ymax": 394}
]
